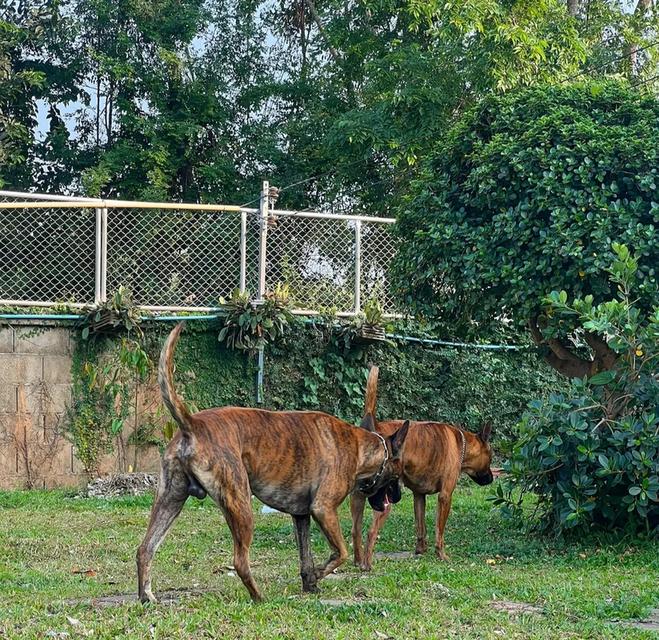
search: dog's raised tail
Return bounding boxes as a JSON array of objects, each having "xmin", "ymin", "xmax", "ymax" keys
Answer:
[
  {"xmin": 364, "ymin": 365, "xmax": 379, "ymax": 418},
  {"xmin": 158, "ymin": 322, "xmax": 192, "ymax": 432}
]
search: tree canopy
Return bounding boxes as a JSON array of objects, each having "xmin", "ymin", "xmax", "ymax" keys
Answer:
[
  {"xmin": 1, "ymin": 0, "xmax": 657, "ymax": 210},
  {"xmin": 393, "ymin": 81, "xmax": 659, "ymax": 376}
]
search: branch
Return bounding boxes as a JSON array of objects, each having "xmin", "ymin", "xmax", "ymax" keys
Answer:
[
  {"xmin": 303, "ymin": 0, "xmax": 355, "ymax": 101},
  {"xmin": 303, "ymin": 0, "xmax": 340, "ymax": 63},
  {"xmin": 583, "ymin": 332, "xmax": 618, "ymax": 371},
  {"xmin": 528, "ymin": 316, "xmax": 594, "ymax": 378}
]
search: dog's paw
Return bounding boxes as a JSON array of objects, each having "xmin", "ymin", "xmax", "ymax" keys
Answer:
[
  {"xmin": 302, "ymin": 582, "xmax": 320, "ymax": 594},
  {"xmin": 359, "ymin": 561, "xmax": 373, "ymax": 572},
  {"xmin": 139, "ymin": 591, "xmax": 158, "ymax": 605},
  {"xmin": 435, "ymin": 549, "xmax": 450, "ymax": 561}
]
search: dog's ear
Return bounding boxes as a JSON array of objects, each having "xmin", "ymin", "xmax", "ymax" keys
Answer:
[
  {"xmin": 360, "ymin": 413, "xmax": 375, "ymax": 432},
  {"xmin": 479, "ymin": 422, "xmax": 492, "ymax": 443},
  {"xmin": 389, "ymin": 420, "xmax": 410, "ymax": 457}
]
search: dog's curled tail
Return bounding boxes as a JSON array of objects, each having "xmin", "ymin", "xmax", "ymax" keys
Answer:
[
  {"xmin": 158, "ymin": 322, "xmax": 192, "ymax": 432},
  {"xmin": 364, "ymin": 365, "xmax": 379, "ymax": 418}
]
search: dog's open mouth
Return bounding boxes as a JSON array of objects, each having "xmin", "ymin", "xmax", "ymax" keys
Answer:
[{"xmin": 366, "ymin": 481, "xmax": 401, "ymax": 512}]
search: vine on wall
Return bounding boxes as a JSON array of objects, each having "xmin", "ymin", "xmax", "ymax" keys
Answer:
[{"xmin": 66, "ymin": 307, "xmax": 568, "ymax": 473}]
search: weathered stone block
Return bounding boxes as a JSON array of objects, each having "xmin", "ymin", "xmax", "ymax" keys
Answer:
[
  {"xmin": 43, "ymin": 355, "xmax": 72, "ymax": 384},
  {"xmin": 14, "ymin": 327, "xmax": 71, "ymax": 355},
  {"xmin": 0, "ymin": 328, "xmax": 14, "ymax": 353},
  {"xmin": 0, "ymin": 385, "xmax": 17, "ymax": 414},
  {"xmin": 0, "ymin": 441, "xmax": 17, "ymax": 474},
  {"xmin": 0, "ymin": 354, "xmax": 43, "ymax": 384},
  {"xmin": 20, "ymin": 384, "xmax": 72, "ymax": 415}
]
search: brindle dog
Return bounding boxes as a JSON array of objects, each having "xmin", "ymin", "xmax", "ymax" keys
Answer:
[
  {"xmin": 351, "ymin": 368, "xmax": 493, "ymax": 570},
  {"xmin": 136, "ymin": 324, "xmax": 409, "ymax": 603}
]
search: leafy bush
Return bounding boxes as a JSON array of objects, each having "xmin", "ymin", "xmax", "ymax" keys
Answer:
[
  {"xmin": 218, "ymin": 284, "xmax": 295, "ymax": 352},
  {"xmin": 493, "ymin": 245, "xmax": 659, "ymax": 534},
  {"xmin": 393, "ymin": 81, "xmax": 659, "ymax": 377}
]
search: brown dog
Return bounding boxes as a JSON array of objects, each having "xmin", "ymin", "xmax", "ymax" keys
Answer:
[
  {"xmin": 351, "ymin": 368, "xmax": 493, "ymax": 570},
  {"xmin": 136, "ymin": 325, "xmax": 409, "ymax": 602}
]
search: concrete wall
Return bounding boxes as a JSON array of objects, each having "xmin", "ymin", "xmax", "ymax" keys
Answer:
[{"xmin": 0, "ymin": 322, "xmax": 160, "ymax": 489}]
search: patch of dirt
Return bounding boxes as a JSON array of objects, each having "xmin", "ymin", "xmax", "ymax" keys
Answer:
[
  {"xmin": 82, "ymin": 473, "xmax": 158, "ymax": 498},
  {"xmin": 318, "ymin": 598, "xmax": 367, "ymax": 607},
  {"xmin": 63, "ymin": 588, "xmax": 220, "ymax": 608},
  {"xmin": 625, "ymin": 608, "xmax": 659, "ymax": 632},
  {"xmin": 490, "ymin": 600, "xmax": 544, "ymax": 615}
]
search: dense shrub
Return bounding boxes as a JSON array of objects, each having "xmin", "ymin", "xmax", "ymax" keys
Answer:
[
  {"xmin": 393, "ymin": 81, "xmax": 659, "ymax": 377},
  {"xmin": 493, "ymin": 245, "xmax": 659, "ymax": 534}
]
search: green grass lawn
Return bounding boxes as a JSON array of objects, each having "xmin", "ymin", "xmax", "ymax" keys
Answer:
[{"xmin": 0, "ymin": 483, "xmax": 657, "ymax": 639}]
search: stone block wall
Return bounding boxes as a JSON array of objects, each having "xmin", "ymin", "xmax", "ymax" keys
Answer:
[{"xmin": 0, "ymin": 322, "xmax": 161, "ymax": 489}]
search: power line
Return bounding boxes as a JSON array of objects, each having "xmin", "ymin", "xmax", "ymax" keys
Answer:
[
  {"xmin": 239, "ymin": 157, "xmax": 374, "ymax": 208},
  {"xmin": 560, "ymin": 37, "xmax": 659, "ymax": 84},
  {"xmin": 630, "ymin": 72, "xmax": 659, "ymax": 88}
]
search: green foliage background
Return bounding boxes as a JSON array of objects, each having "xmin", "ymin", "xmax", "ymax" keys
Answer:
[
  {"xmin": 393, "ymin": 82, "xmax": 659, "ymax": 336},
  {"xmin": 82, "ymin": 321, "xmax": 568, "ymax": 458}
]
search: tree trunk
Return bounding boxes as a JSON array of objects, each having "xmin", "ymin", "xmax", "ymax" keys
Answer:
[
  {"xmin": 627, "ymin": 0, "xmax": 654, "ymax": 75},
  {"xmin": 528, "ymin": 316, "xmax": 618, "ymax": 378},
  {"xmin": 567, "ymin": 0, "xmax": 580, "ymax": 17}
]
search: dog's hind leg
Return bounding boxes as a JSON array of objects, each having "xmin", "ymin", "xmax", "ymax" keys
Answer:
[
  {"xmin": 413, "ymin": 492, "xmax": 428, "ymax": 555},
  {"xmin": 435, "ymin": 487, "xmax": 455, "ymax": 561},
  {"xmin": 362, "ymin": 502, "xmax": 391, "ymax": 571},
  {"xmin": 204, "ymin": 467, "xmax": 263, "ymax": 602},
  {"xmin": 350, "ymin": 492, "xmax": 367, "ymax": 568},
  {"xmin": 293, "ymin": 514, "xmax": 317, "ymax": 593},
  {"xmin": 137, "ymin": 461, "xmax": 188, "ymax": 604},
  {"xmin": 310, "ymin": 504, "xmax": 348, "ymax": 582}
]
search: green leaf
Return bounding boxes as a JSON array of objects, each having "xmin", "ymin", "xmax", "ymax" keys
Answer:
[{"xmin": 588, "ymin": 371, "xmax": 616, "ymax": 386}]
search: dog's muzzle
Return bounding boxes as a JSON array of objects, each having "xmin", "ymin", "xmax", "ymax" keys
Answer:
[{"xmin": 472, "ymin": 471, "xmax": 494, "ymax": 486}]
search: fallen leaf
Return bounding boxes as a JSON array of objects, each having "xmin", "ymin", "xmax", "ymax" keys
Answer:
[{"xmin": 486, "ymin": 558, "xmax": 497, "ymax": 565}]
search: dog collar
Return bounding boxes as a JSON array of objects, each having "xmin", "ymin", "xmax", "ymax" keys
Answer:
[
  {"xmin": 459, "ymin": 430, "xmax": 466, "ymax": 469},
  {"xmin": 360, "ymin": 432, "xmax": 389, "ymax": 492}
]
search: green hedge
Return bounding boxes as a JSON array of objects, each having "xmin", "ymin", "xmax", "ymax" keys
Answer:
[{"xmin": 137, "ymin": 322, "xmax": 567, "ymax": 454}]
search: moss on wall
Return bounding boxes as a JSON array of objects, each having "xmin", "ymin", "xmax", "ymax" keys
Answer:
[{"xmin": 138, "ymin": 322, "xmax": 566, "ymax": 453}]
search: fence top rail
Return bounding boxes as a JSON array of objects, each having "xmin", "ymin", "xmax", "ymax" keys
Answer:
[
  {"xmin": 0, "ymin": 191, "xmax": 397, "ymax": 223},
  {"xmin": 0, "ymin": 198, "xmax": 247, "ymax": 213},
  {"xmin": 270, "ymin": 208, "xmax": 396, "ymax": 224}
]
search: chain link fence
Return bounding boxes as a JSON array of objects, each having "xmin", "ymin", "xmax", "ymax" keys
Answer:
[{"xmin": 0, "ymin": 187, "xmax": 399, "ymax": 315}]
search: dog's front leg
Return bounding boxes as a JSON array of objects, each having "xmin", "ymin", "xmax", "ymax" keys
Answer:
[
  {"xmin": 310, "ymin": 506, "xmax": 348, "ymax": 582},
  {"xmin": 350, "ymin": 492, "xmax": 367, "ymax": 567},
  {"xmin": 362, "ymin": 502, "xmax": 391, "ymax": 571},
  {"xmin": 292, "ymin": 514, "xmax": 318, "ymax": 593},
  {"xmin": 413, "ymin": 492, "xmax": 428, "ymax": 555}
]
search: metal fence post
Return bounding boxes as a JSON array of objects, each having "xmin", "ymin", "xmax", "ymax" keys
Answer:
[
  {"xmin": 257, "ymin": 180, "xmax": 269, "ymax": 301},
  {"xmin": 354, "ymin": 220, "xmax": 362, "ymax": 314},
  {"xmin": 100, "ymin": 207, "xmax": 108, "ymax": 302},
  {"xmin": 239, "ymin": 210, "xmax": 247, "ymax": 293},
  {"xmin": 94, "ymin": 207, "xmax": 103, "ymax": 304}
]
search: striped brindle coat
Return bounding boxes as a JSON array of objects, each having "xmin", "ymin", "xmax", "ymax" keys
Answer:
[
  {"xmin": 351, "ymin": 368, "xmax": 493, "ymax": 570},
  {"xmin": 136, "ymin": 324, "xmax": 409, "ymax": 602}
]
